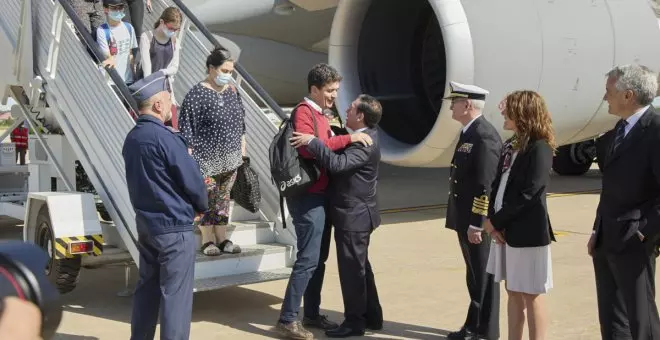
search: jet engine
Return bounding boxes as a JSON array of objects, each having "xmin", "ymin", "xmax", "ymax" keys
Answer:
[{"xmin": 329, "ymin": 0, "xmax": 660, "ymax": 169}]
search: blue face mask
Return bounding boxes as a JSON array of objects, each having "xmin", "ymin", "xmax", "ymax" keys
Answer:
[
  {"xmin": 108, "ymin": 10, "xmax": 125, "ymax": 21},
  {"xmin": 214, "ymin": 73, "xmax": 232, "ymax": 86},
  {"xmin": 162, "ymin": 27, "xmax": 175, "ymax": 38}
]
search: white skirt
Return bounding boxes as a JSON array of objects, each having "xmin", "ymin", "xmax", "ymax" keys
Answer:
[{"xmin": 486, "ymin": 241, "xmax": 553, "ymax": 294}]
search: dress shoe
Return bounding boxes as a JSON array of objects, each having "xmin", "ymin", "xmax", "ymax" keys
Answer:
[
  {"xmin": 325, "ymin": 324, "xmax": 365, "ymax": 338},
  {"xmin": 447, "ymin": 327, "xmax": 493, "ymax": 340},
  {"xmin": 447, "ymin": 327, "xmax": 475, "ymax": 339},
  {"xmin": 302, "ymin": 315, "xmax": 339, "ymax": 330}
]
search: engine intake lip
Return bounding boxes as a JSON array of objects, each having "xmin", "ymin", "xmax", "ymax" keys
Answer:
[{"xmin": 329, "ymin": 0, "xmax": 476, "ymax": 167}]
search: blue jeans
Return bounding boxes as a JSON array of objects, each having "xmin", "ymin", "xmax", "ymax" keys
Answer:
[{"xmin": 279, "ymin": 193, "xmax": 327, "ymax": 323}]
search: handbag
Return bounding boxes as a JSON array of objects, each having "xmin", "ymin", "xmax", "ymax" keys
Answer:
[{"xmin": 231, "ymin": 157, "xmax": 261, "ymax": 213}]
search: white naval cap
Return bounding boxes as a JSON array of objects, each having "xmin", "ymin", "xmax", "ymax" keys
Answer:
[{"xmin": 443, "ymin": 81, "xmax": 489, "ymax": 101}]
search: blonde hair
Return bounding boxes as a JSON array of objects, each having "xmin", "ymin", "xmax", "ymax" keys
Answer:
[{"xmin": 504, "ymin": 90, "xmax": 557, "ymax": 153}]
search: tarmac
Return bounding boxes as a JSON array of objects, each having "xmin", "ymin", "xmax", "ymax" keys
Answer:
[{"xmin": 0, "ymin": 165, "xmax": 658, "ymax": 339}]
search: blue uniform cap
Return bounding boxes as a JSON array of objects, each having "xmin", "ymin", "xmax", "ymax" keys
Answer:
[{"xmin": 128, "ymin": 71, "xmax": 170, "ymax": 106}]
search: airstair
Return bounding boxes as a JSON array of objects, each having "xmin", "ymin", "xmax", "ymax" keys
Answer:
[{"xmin": 0, "ymin": 0, "xmax": 297, "ymax": 293}]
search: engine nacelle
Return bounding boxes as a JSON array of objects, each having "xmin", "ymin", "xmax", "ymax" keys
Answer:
[{"xmin": 329, "ymin": 0, "xmax": 660, "ymax": 167}]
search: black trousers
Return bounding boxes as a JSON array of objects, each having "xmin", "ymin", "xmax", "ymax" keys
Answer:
[
  {"xmin": 303, "ymin": 207, "xmax": 332, "ymax": 318},
  {"xmin": 456, "ymin": 230, "xmax": 500, "ymax": 339},
  {"xmin": 334, "ymin": 228, "xmax": 383, "ymax": 329},
  {"xmin": 593, "ymin": 245, "xmax": 660, "ymax": 340}
]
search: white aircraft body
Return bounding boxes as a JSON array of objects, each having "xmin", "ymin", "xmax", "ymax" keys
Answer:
[{"xmin": 185, "ymin": 0, "xmax": 660, "ymax": 174}]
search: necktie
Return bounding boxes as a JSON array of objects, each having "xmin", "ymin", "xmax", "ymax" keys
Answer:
[{"xmin": 611, "ymin": 119, "xmax": 628, "ymax": 154}]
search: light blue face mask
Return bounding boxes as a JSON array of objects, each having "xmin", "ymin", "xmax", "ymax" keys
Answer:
[
  {"xmin": 108, "ymin": 10, "xmax": 125, "ymax": 21},
  {"xmin": 162, "ymin": 27, "xmax": 175, "ymax": 38},
  {"xmin": 214, "ymin": 73, "xmax": 232, "ymax": 86}
]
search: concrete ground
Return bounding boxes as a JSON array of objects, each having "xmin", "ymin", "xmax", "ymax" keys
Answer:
[{"xmin": 0, "ymin": 166, "xmax": 654, "ymax": 339}]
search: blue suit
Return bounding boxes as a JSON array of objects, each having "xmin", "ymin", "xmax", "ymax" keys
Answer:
[{"xmin": 123, "ymin": 114, "xmax": 207, "ymax": 340}]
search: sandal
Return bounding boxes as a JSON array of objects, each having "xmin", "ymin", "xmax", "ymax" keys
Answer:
[
  {"xmin": 200, "ymin": 241, "xmax": 221, "ymax": 256},
  {"xmin": 217, "ymin": 239, "xmax": 241, "ymax": 254}
]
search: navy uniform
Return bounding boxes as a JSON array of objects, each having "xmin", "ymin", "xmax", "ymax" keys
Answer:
[
  {"xmin": 444, "ymin": 82, "xmax": 502, "ymax": 340},
  {"xmin": 122, "ymin": 71, "xmax": 208, "ymax": 340}
]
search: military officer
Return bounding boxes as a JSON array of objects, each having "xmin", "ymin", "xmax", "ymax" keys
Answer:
[
  {"xmin": 445, "ymin": 81, "xmax": 502, "ymax": 340},
  {"xmin": 122, "ymin": 71, "xmax": 208, "ymax": 340}
]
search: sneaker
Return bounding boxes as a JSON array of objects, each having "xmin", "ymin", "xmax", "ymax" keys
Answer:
[
  {"xmin": 303, "ymin": 315, "xmax": 339, "ymax": 330},
  {"xmin": 274, "ymin": 320, "xmax": 313, "ymax": 339}
]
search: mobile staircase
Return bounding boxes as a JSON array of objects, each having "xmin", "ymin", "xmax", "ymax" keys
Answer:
[{"xmin": 0, "ymin": 0, "xmax": 297, "ymax": 294}]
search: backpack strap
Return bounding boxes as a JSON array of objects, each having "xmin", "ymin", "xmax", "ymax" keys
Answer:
[
  {"xmin": 291, "ymin": 102, "xmax": 319, "ymax": 137},
  {"xmin": 101, "ymin": 23, "xmax": 111, "ymax": 45}
]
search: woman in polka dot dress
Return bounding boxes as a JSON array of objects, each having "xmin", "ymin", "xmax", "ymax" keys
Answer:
[{"xmin": 178, "ymin": 47, "xmax": 246, "ymax": 256}]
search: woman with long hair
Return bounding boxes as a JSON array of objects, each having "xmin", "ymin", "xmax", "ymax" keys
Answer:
[
  {"xmin": 483, "ymin": 90, "xmax": 557, "ymax": 340},
  {"xmin": 137, "ymin": 6, "xmax": 182, "ymax": 128},
  {"xmin": 178, "ymin": 47, "xmax": 246, "ymax": 256}
]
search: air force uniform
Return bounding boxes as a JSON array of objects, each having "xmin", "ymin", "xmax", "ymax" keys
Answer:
[
  {"xmin": 444, "ymin": 82, "xmax": 502, "ymax": 340},
  {"xmin": 122, "ymin": 71, "xmax": 208, "ymax": 340}
]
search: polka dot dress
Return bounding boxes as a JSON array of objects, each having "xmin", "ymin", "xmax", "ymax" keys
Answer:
[{"xmin": 178, "ymin": 82, "xmax": 246, "ymax": 178}]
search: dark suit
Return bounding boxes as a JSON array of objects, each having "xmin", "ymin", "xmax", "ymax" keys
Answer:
[
  {"xmin": 445, "ymin": 116, "xmax": 502, "ymax": 339},
  {"xmin": 592, "ymin": 107, "xmax": 660, "ymax": 340},
  {"xmin": 306, "ymin": 127, "xmax": 383, "ymax": 330},
  {"xmin": 488, "ymin": 139, "xmax": 556, "ymax": 247}
]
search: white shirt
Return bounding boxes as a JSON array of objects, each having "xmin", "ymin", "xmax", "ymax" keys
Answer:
[
  {"xmin": 623, "ymin": 105, "xmax": 650, "ymax": 137},
  {"xmin": 97, "ymin": 22, "xmax": 138, "ymax": 84},
  {"xmin": 304, "ymin": 97, "xmax": 323, "ymax": 114},
  {"xmin": 463, "ymin": 114, "xmax": 482, "ymax": 133}
]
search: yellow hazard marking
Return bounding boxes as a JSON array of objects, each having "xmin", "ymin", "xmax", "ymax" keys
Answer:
[{"xmin": 54, "ymin": 235, "xmax": 104, "ymax": 259}]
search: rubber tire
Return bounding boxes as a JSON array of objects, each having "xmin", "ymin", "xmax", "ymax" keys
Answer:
[
  {"xmin": 552, "ymin": 144, "xmax": 592, "ymax": 176},
  {"xmin": 36, "ymin": 205, "xmax": 82, "ymax": 294}
]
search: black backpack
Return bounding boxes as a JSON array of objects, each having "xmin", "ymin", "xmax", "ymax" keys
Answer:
[{"xmin": 269, "ymin": 103, "xmax": 319, "ymax": 228}]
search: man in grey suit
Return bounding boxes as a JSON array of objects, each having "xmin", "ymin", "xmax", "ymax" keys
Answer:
[{"xmin": 290, "ymin": 94, "xmax": 384, "ymax": 338}]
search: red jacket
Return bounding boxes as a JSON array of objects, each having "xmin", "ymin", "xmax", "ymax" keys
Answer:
[
  {"xmin": 10, "ymin": 127, "xmax": 28, "ymax": 149},
  {"xmin": 293, "ymin": 101, "xmax": 351, "ymax": 194}
]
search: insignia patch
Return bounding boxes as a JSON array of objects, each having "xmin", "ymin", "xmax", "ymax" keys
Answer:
[
  {"xmin": 471, "ymin": 195, "xmax": 489, "ymax": 216},
  {"xmin": 458, "ymin": 143, "xmax": 473, "ymax": 153}
]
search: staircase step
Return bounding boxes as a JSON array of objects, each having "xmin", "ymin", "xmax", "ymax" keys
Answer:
[
  {"xmin": 194, "ymin": 243, "xmax": 293, "ymax": 280},
  {"xmin": 193, "ymin": 268, "xmax": 292, "ymax": 292},
  {"xmin": 193, "ymin": 221, "xmax": 275, "ymax": 247}
]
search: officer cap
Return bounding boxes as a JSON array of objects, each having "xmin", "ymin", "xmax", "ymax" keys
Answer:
[
  {"xmin": 128, "ymin": 71, "xmax": 170, "ymax": 106},
  {"xmin": 443, "ymin": 81, "xmax": 489, "ymax": 101}
]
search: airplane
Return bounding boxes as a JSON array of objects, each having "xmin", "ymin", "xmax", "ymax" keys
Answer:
[{"xmin": 184, "ymin": 0, "xmax": 660, "ymax": 176}]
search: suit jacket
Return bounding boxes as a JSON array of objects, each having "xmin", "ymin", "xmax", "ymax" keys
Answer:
[
  {"xmin": 593, "ymin": 107, "xmax": 660, "ymax": 254},
  {"xmin": 306, "ymin": 128, "xmax": 381, "ymax": 232},
  {"xmin": 446, "ymin": 116, "xmax": 502, "ymax": 232},
  {"xmin": 488, "ymin": 138, "xmax": 556, "ymax": 247}
]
